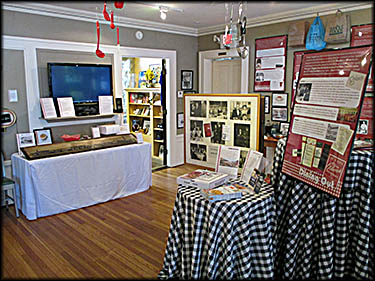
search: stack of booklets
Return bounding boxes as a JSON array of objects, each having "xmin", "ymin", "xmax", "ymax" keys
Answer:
[
  {"xmin": 177, "ymin": 169, "xmax": 229, "ymax": 189},
  {"xmin": 200, "ymin": 184, "xmax": 243, "ymax": 202}
]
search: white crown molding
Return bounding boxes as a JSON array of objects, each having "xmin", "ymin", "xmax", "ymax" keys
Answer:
[
  {"xmin": 1, "ymin": 2, "xmax": 198, "ymax": 37},
  {"xmin": 2, "ymin": 2, "xmax": 373, "ymax": 37},
  {"xmin": 198, "ymin": 2, "xmax": 373, "ymax": 36}
]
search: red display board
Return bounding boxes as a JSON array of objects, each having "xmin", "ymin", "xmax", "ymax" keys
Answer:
[
  {"xmin": 351, "ymin": 24, "xmax": 373, "ymax": 92},
  {"xmin": 254, "ymin": 35, "xmax": 287, "ymax": 92},
  {"xmin": 282, "ymin": 46, "xmax": 373, "ymax": 198}
]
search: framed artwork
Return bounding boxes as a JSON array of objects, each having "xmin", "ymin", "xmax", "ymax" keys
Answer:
[
  {"xmin": 271, "ymin": 107, "xmax": 288, "ymax": 122},
  {"xmin": 264, "ymin": 96, "xmax": 270, "ymax": 114},
  {"xmin": 34, "ymin": 128, "xmax": 53, "ymax": 145},
  {"xmin": 177, "ymin": 112, "xmax": 184, "ymax": 129},
  {"xmin": 16, "ymin": 132, "xmax": 36, "ymax": 156},
  {"xmin": 279, "ymin": 122, "xmax": 290, "ymax": 136},
  {"xmin": 181, "ymin": 70, "xmax": 193, "ymax": 90},
  {"xmin": 272, "ymin": 93, "xmax": 288, "ymax": 107},
  {"xmin": 184, "ymin": 93, "xmax": 260, "ymax": 169}
]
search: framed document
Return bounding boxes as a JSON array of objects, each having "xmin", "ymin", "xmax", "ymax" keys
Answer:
[
  {"xmin": 272, "ymin": 93, "xmax": 288, "ymax": 107},
  {"xmin": 181, "ymin": 70, "xmax": 193, "ymax": 90},
  {"xmin": 34, "ymin": 128, "xmax": 53, "ymax": 145},
  {"xmin": 271, "ymin": 107, "xmax": 288, "ymax": 122},
  {"xmin": 264, "ymin": 96, "xmax": 270, "ymax": 114},
  {"xmin": 16, "ymin": 132, "xmax": 36, "ymax": 156},
  {"xmin": 177, "ymin": 112, "xmax": 184, "ymax": 129}
]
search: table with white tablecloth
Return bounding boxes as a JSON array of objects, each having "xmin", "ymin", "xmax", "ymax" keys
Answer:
[{"xmin": 12, "ymin": 143, "xmax": 152, "ymax": 220}]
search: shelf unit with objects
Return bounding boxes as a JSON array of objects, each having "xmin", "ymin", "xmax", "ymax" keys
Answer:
[{"xmin": 125, "ymin": 88, "xmax": 164, "ymax": 167}]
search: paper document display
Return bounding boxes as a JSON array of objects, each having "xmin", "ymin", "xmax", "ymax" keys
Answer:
[
  {"xmin": 177, "ymin": 169, "xmax": 230, "ymax": 189},
  {"xmin": 40, "ymin": 98, "xmax": 57, "ymax": 119},
  {"xmin": 99, "ymin": 96, "xmax": 113, "ymax": 115},
  {"xmin": 57, "ymin": 97, "xmax": 75, "ymax": 118},
  {"xmin": 240, "ymin": 150, "xmax": 263, "ymax": 183},
  {"xmin": 216, "ymin": 145, "xmax": 241, "ymax": 179},
  {"xmin": 200, "ymin": 184, "xmax": 243, "ymax": 202}
]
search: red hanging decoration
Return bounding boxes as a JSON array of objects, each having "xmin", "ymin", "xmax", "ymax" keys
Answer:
[
  {"xmin": 114, "ymin": 2, "xmax": 124, "ymax": 9},
  {"xmin": 102, "ymin": 1, "xmax": 110, "ymax": 21},
  {"xmin": 110, "ymin": 10, "xmax": 115, "ymax": 29},
  {"xmin": 117, "ymin": 27, "xmax": 120, "ymax": 46},
  {"xmin": 96, "ymin": 21, "xmax": 105, "ymax": 58}
]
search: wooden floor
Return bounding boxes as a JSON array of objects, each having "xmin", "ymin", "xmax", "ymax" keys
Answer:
[{"xmin": 1, "ymin": 163, "xmax": 200, "ymax": 279}]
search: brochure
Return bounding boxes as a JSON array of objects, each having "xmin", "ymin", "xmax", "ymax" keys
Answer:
[
  {"xmin": 177, "ymin": 169, "xmax": 230, "ymax": 189},
  {"xmin": 240, "ymin": 150, "xmax": 263, "ymax": 183},
  {"xmin": 200, "ymin": 184, "xmax": 243, "ymax": 202},
  {"xmin": 215, "ymin": 145, "xmax": 241, "ymax": 179}
]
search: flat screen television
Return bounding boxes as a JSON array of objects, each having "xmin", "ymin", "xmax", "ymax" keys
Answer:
[{"xmin": 47, "ymin": 63, "xmax": 113, "ymax": 104}]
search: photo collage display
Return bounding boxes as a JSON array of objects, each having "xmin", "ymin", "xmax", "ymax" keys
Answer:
[{"xmin": 185, "ymin": 94, "xmax": 260, "ymax": 170}]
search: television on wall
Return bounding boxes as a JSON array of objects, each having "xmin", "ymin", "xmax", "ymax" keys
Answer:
[{"xmin": 47, "ymin": 63, "xmax": 113, "ymax": 104}]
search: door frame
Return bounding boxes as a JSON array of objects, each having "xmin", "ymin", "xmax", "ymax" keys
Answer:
[{"xmin": 199, "ymin": 47, "xmax": 249, "ymax": 94}]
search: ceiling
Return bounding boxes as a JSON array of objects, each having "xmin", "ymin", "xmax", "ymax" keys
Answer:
[{"xmin": 2, "ymin": 1, "xmax": 373, "ymax": 36}]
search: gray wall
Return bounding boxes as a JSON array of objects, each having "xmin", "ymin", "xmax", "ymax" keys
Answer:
[
  {"xmin": 198, "ymin": 8, "xmax": 373, "ymax": 124},
  {"xmin": 1, "ymin": 9, "xmax": 198, "ymax": 159}
]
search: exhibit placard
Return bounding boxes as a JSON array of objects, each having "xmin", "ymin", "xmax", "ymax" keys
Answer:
[
  {"xmin": 282, "ymin": 46, "xmax": 373, "ymax": 197},
  {"xmin": 254, "ymin": 35, "xmax": 287, "ymax": 92},
  {"xmin": 184, "ymin": 94, "xmax": 260, "ymax": 170}
]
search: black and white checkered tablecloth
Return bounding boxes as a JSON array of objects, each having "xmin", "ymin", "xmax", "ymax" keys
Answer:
[
  {"xmin": 158, "ymin": 179, "xmax": 275, "ymax": 279},
  {"xmin": 273, "ymin": 138, "xmax": 374, "ymax": 280}
]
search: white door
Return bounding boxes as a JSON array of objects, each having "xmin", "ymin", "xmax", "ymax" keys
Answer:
[{"xmin": 212, "ymin": 58, "xmax": 241, "ymax": 93}]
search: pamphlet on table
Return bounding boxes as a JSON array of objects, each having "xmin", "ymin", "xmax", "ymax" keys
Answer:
[
  {"xmin": 200, "ymin": 184, "xmax": 243, "ymax": 202},
  {"xmin": 215, "ymin": 145, "xmax": 241, "ymax": 179},
  {"xmin": 177, "ymin": 169, "xmax": 229, "ymax": 189}
]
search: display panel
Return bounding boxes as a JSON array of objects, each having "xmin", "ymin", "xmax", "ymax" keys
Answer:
[
  {"xmin": 282, "ymin": 46, "xmax": 373, "ymax": 198},
  {"xmin": 184, "ymin": 94, "xmax": 260, "ymax": 170},
  {"xmin": 48, "ymin": 63, "xmax": 113, "ymax": 103}
]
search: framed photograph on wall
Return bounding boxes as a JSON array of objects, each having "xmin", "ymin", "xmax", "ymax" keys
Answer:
[
  {"xmin": 177, "ymin": 112, "xmax": 184, "ymax": 129},
  {"xmin": 272, "ymin": 93, "xmax": 288, "ymax": 107},
  {"xmin": 271, "ymin": 107, "xmax": 288, "ymax": 122},
  {"xmin": 181, "ymin": 70, "xmax": 193, "ymax": 90},
  {"xmin": 264, "ymin": 96, "xmax": 270, "ymax": 114},
  {"xmin": 34, "ymin": 128, "xmax": 53, "ymax": 145},
  {"xmin": 279, "ymin": 122, "xmax": 290, "ymax": 136}
]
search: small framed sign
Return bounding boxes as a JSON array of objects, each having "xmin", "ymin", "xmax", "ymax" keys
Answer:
[
  {"xmin": 271, "ymin": 107, "xmax": 288, "ymax": 122},
  {"xmin": 272, "ymin": 93, "xmax": 288, "ymax": 107},
  {"xmin": 16, "ymin": 132, "xmax": 36, "ymax": 156},
  {"xmin": 264, "ymin": 96, "xmax": 270, "ymax": 114},
  {"xmin": 177, "ymin": 112, "xmax": 184, "ymax": 129},
  {"xmin": 34, "ymin": 128, "xmax": 53, "ymax": 145},
  {"xmin": 181, "ymin": 70, "xmax": 193, "ymax": 90}
]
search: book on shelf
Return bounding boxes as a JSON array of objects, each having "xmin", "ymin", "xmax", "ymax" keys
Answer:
[
  {"xmin": 177, "ymin": 169, "xmax": 230, "ymax": 189},
  {"xmin": 200, "ymin": 184, "xmax": 243, "ymax": 202}
]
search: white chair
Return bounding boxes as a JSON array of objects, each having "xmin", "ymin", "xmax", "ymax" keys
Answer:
[{"xmin": 2, "ymin": 153, "xmax": 19, "ymax": 217}]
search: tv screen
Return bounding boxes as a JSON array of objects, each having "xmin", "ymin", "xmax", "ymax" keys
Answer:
[{"xmin": 48, "ymin": 63, "xmax": 113, "ymax": 104}]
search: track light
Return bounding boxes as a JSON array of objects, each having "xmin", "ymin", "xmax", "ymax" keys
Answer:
[{"xmin": 160, "ymin": 6, "xmax": 168, "ymax": 20}]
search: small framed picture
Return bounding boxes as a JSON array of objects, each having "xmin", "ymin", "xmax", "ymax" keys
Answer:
[
  {"xmin": 264, "ymin": 96, "xmax": 270, "ymax": 114},
  {"xmin": 34, "ymin": 128, "xmax": 53, "ymax": 145},
  {"xmin": 177, "ymin": 112, "xmax": 184, "ymax": 129},
  {"xmin": 279, "ymin": 122, "xmax": 290, "ymax": 136},
  {"xmin": 16, "ymin": 132, "xmax": 36, "ymax": 156},
  {"xmin": 159, "ymin": 144, "xmax": 164, "ymax": 157},
  {"xmin": 272, "ymin": 93, "xmax": 288, "ymax": 107},
  {"xmin": 271, "ymin": 107, "xmax": 288, "ymax": 122},
  {"xmin": 181, "ymin": 70, "xmax": 193, "ymax": 90}
]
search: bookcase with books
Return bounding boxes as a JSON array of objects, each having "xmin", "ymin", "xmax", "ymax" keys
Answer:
[{"xmin": 125, "ymin": 88, "xmax": 164, "ymax": 166}]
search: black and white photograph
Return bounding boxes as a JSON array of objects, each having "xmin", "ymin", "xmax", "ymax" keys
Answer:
[
  {"xmin": 16, "ymin": 132, "xmax": 36, "ymax": 156},
  {"xmin": 209, "ymin": 101, "xmax": 228, "ymax": 119},
  {"xmin": 34, "ymin": 128, "xmax": 53, "ymax": 145},
  {"xmin": 190, "ymin": 143, "xmax": 207, "ymax": 161},
  {"xmin": 325, "ymin": 123, "xmax": 339, "ymax": 141},
  {"xmin": 210, "ymin": 121, "xmax": 225, "ymax": 144},
  {"xmin": 181, "ymin": 70, "xmax": 193, "ymax": 90},
  {"xmin": 230, "ymin": 101, "xmax": 252, "ymax": 120},
  {"xmin": 239, "ymin": 150, "xmax": 249, "ymax": 169},
  {"xmin": 271, "ymin": 107, "xmax": 288, "ymax": 122},
  {"xmin": 272, "ymin": 93, "xmax": 288, "ymax": 107},
  {"xmin": 296, "ymin": 83, "xmax": 312, "ymax": 102},
  {"xmin": 279, "ymin": 122, "xmax": 290, "ymax": 136},
  {"xmin": 357, "ymin": 119, "xmax": 369, "ymax": 135},
  {"xmin": 234, "ymin": 123, "xmax": 251, "ymax": 148},
  {"xmin": 190, "ymin": 120, "xmax": 204, "ymax": 141},
  {"xmin": 190, "ymin": 100, "xmax": 207, "ymax": 118}
]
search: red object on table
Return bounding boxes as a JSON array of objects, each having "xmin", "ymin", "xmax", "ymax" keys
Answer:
[
  {"xmin": 61, "ymin": 134, "xmax": 81, "ymax": 142},
  {"xmin": 95, "ymin": 21, "xmax": 105, "ymax": 58}
]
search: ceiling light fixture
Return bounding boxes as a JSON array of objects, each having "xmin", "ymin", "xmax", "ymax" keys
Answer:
[{"xmin": 160, "ymin": 6, "xmax": 169, "ymax": 20}]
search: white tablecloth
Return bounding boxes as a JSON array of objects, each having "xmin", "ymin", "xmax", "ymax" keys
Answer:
[{"xmin": 11, "ymin": 143, "xmax": 152, "ymax": 220}]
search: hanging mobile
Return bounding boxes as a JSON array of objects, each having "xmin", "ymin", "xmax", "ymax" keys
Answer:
[
  {"xmin": 102, "ymin": 1, "xmax": 110, "ymax": 21},
  {"xmin": 96, "ymin": 21, "xmax": 105, "ymax": 58},
  {"xmin": 110, "ymin": 10, "xmax": 115, "ymax": 29}
]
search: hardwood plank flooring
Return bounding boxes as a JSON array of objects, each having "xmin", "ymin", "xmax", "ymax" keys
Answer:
[{"xmin": 1, "ymin": 163, "xmax": 201, "ymax": 279}]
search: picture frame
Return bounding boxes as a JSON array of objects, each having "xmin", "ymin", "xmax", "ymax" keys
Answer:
[
  {"xmin": 264, "ymin": 96, "xmax": 270, "ymax": 114},
  {"xmin": 181, "ymin": 70, "xmax": 193, "ymax": 90},
  {"xmin": 272, "ymin": 93, "xmax": 288, "ymax": 107},
  {"xmin": 177, "ymin": 112, "xmax": 184, "ymax": 129},
  {"xmin": 271, "ymin": 107, "xmax": 288, "ymax": 122},
  {"xmin": 279, "ymin": 122, "xmax": 290, "ymax": 136},
  {"xmin": 34, "ymin": 128, "xmax": 53, "ymax": 145},
  {"xmin": 16, "ymin": 132, "xmax": 36, "ymax": 156}
]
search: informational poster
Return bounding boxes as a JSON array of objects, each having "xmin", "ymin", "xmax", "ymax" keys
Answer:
[
  {"xmin": 291, "ymin": 50, "xmax": 313, "ymax": 108},
  {"xmin": 282, "ymin": 46, "xmax": 373, "ymax": 198},
  {"xmin": 351, "ymin": 24, "xmax": 373, "ymax": 92},
  {"xmin": 254, "ymin": 35, "xmax": 287, "ymax": 92}
]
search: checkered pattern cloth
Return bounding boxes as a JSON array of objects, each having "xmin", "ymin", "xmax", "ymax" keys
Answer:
[
  {"xmin": 273, "ymin": 138, "xmax": 374, "ymax": 279},
  {"xmin": 158, "ymin": 179, "xmax": 275, "ymax": 279}
]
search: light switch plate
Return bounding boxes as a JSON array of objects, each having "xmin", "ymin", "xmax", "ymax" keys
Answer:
[{"xmin": 8, "ymin": 89, "xmax": 18, "ymax": 102}]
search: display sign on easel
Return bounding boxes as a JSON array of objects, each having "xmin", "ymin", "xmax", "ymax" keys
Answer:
[
  {"xmin": 254, "ymin": 35, "xmax": 287, "ymax": 92},
  {"xmin": 282, "ymin": 46, "xmax": 373, "ymax": 198}
]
